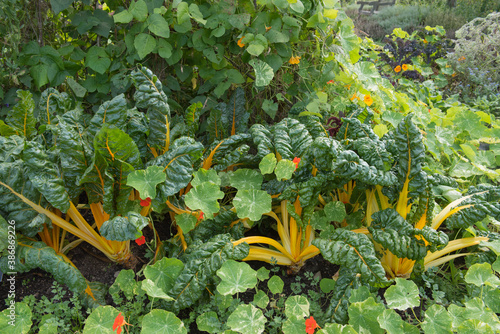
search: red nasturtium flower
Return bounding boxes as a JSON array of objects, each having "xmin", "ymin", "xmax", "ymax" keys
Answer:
[
  {"xmin": 305, "ymin": 316, "xmax": 318, "ymax": 334},
  {"xmin": 293, "ymin": 157, "xmax": 301, "ymax": 170},
  {"xmin": 113, "ymin": 313, "xmax": 130, "ymax": 334},
  {"xmin": 135, "ymin": 236, "xmax": 146, "ymax": 246},
  {"xmin": 327, "ymin": 80, "xmax": 335, "ymax": 84},
  {"xmin": 198, "ymin": 211, "xmax": 204, "ymax": 221},
  {"xmin": 139, "ymin": 197, "xmax": 151, "ymax": 207}
]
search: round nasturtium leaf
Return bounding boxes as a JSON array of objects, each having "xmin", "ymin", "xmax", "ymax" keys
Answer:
[
  {"xmin": 184, "ymin": 182, "xmax": 224, "ymax": 219},
  {"xmin": 465, "ymin": 263, "xmax": 500, "ymax": 288},
  {"xmin": 229, "ymin": 168, "xmax": 263, "ymax": 190},
  {"xmin": 253, "ymin": 290, "xmax": 270, "ymax": 309},
  {"xmin": 377, "ymin": 309, "xmax": 420, "ymax": 334},
  {"xmin": 421, "ymin": 304, "xmax": 453, "ymax": 334},
  {"xmin": 259, "ymin": 153, "xmax": 277, "ymax": 175},
  {"xmin": 275, "ymin": 159, "xmax": 296, "ymax": 180},
  {"xmin": 384, "ymin": 278, "xmax": 420, "ymax": 311},
  {"xmin": 285, "ymin": 295, "xmax": 310, "ymax": 320},
  {"xmin": 233, "ymin": 189, "xmax": 271, "ymax": 221},
  {"xmin": 249, "ymin": 59, "xmax": 274, "ymax": 87},
  {"xmin": 82, "ymin": 306, "xmax": 120, "ymax": 334},
  {"xmin": 141, "ymin": 279, "xmax": 174, "ymax": 300},
  {"xmin": 197, "ymin": 312, "xmax": 221, "ymax": 333},
  {"xmin": 191, "ymin": 168, "xmax": 221, "ymax": 187},
  {"xmin": 227, "ymin": 304, "xmax": 266, "ymax": 334},
  {"xmin": 268, "ymin": 275, "xmax": 284, "ymax": 294},
  {"xmin": 0, "ymin": 302, "xmax": 32, "ymax": 334},
  {"xmin": 256, "ymin": 267, "xmax": 270, "ymax": 281},
  {"xmin": 141, "ymin": 309, "xmax": 187, "ymax": 334},
  {"xmin": 216, "ymin": 260, "xmax": 258, "ymax": 295},
  {"xmin": 144, "ymin": 257, "xmax": 184, "ymax": 293},
  {"xmin": 127, "ymin": 165, "xmax": 166, "ymax": 200},
  {"xmin": 320, "ymin": 278, "xmax": 336, "ymax": 294},
  {"xmin": 282, "ymin": 318, "xmax": 306, "ymax": 334},
  {"xmin": 175, "ymin": 213, "xmax": 198, "ymax": 234},
  {"xmin": 348, "ymin": 297, "xmax": 385, "ymax": 334},
  {"xmin": 100, "ymin": 212, "xmax": 149, "ymax": 241}
]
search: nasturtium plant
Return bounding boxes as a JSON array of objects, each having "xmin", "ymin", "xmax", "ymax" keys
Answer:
[
  {"xmin": 216, "ymin": 260, "xmax": 258, "ymax": 295},
  {"xmin": 284, "ymin": 295, "xmax": 310, "ymax": 320},
  {"xmin": 227, "ymin": 304, "xmax": 266, "ymax": 334},
  {"xmin": 141, "ymin": 309, "xmax": 187, "ymax": 334},
  {"xmin": 127, "ymin": 165, "xmax": 166, "ymax": 200},
  {"xmin": 0, "ymin": 302, "xmax": 32, "ymax": 334},
  {"xmin": 384, "ymin": 278, "xmax": 420, "ymax": 311}
]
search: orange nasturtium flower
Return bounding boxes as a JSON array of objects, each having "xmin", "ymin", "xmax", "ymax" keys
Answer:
[
  {"xmin": 289, "ymin": 55, "xmax": 301, "ymax": 65},
  {"xmin": 364, "ymin": 94, "xmax": 373, "ymax": 106},
  {"xmin": 350, "ymin": 93, "xmax": 359, "ymax": 101},
  {"xmin": 237, "ymin": 36, "xmax": 245, "ymax": 48},
  {"xmin": 139, "ymin": 197, "xmax": 151, "ymax": 207},
  {"xmin": 265, "ymin": 25, "xmax": 272, "ymax": 32},
  {"xmin": 327, "ymin": 80, "xmax": 335, "ymax": 84},
  {"xmin": 305, "ymin": 316, "xmax": 319, "ymax": 334},
  {"xmin": 135, "ymin": 236, "xmax": 146, "ymax": 246},
  {"xmin": 113, "ymin": 313, "xmax": 130, "ymax": 334},
  {"xmin": 293, "ymin": 157, "xmax": 301, "ymax": 170},
  {"xmin": 402, "ymin": 64, "xmax": 408, "ymax": 71},
  {"xmin": 394, "ymin": 65, "xmax": 402, "ymax": 73}
]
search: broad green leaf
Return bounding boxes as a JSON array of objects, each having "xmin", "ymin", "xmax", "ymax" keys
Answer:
[
  {"xmin": 260, "ymin": 153, "xmax": 277, "ymax": 175},
  {"xmin": 85, "ymin": 46, "xmax": 110, "ymax": 74},
  {"xmin": 100, "ymin": 212, "xmax": 149, "ymax": 241},
  {"xmin": 268, "ymin": 275, "xmax": 284, "ymax": 294},
  {"xmin": 249, "ymin": 59, "xmax": 274, "ymax": 87},
  {"xmin": 227, "ymin": 304, "xmax": 266, "ymax": 334},
  {"xmin": 184, "ymin": 182, "xmax": 224, "ymax": 219},
  {"xmin": 275, "ymin": 159, "xmax": 295, "ymax": 180},
  {"xmin": 384, "ymin": 278, "xmax": 420, "ymax": 310},
  {"xmin": 349, "ymin": 286, "xmax": 371, "ymax": 303},
  {"xmin": 141, "ymin": 279, "xmax": 174, "ymax": 300},
  {"xmin": 289, "ymin": 0, "xmax": 304, "ymax": 13},
  {"xmin": 127, "ymin": 165, "xmax": 166, "ymax": 199},
  {"xmin": 483, "ymin": 286, "xmax": 500, "ymax": 313},
  {"xmin": 50, "ymin": 0, "xmax": 75, "ymax": 14},
  {"xmin": 66, "ymin": 77, "xmax": 87, "ymax": 97},
  {"xmin": 320, "ymin": 323, "xmax": 358, "ymax": 334},
  {"xmin": 227, "ymin": 13, "xmax": 251, "ymax": 30},
  {"xmin": 0, "ymin": 302, "xmax": 32, "ymax": 334},
  {"xmin": 253, "ymin": 290, "xmax": 269, "ymax": 309},
  {"xmin": 421, "ymin": 304, "xmax": 453, "ymax": 334},
  {"xmin": 348, "ymin": 297, "xmax": 385, "ymax": 334},
  {"xmin": 130, "ymin": 0, "xmax": 148, "ymax": 21},
  {"xmin": 378, "ymin": 309, "xmax": 419, "ymax": 334},
  {"xmin": 457, "ymin": 319, "xmax": 495, "ymax": 334},
  {"xmin": 113, "ymin": 9, "xmax": 133, "ymax": 23},
  {"xmin": 6, "ymin": 90, "xmax": 36, "ymax": 139},
  {"xmin": 285, "ymin": 295, "xmax": 310, "ymax": 320},
  {"xmin": 148, "ymin": 13, "xmax": 170, "ymax": 38},
  {"xmin": 320, "ymin": 278, "xmax": 336, "ymax": 293},
  {"xmin": 216, "ymin": 260, "xmax": 258, "ymax": 295},
  {"xmin": 464, "ymin": 263, "xmax": 500, "ymax": 287},
  {"xmin": 233, "ymin": 189, "xmax": 272, "ymax": 221},
  {"xmin": 22, "ymin": 142, "xmax": 71, "ymax": 213},
  {"xmin": 88, "ymin": 93, "xmax": 128, "ymax": 135},
  {"xmin": 197, "ymin": 312, "xmax": 221, "ymax": 333},
  {"xmin": 109, "ymin": 270, "xmax": 137, "ymax": 300},
  {"xmin": 177, "ymin": 2, "xmax": 190, "ymax": 24},
  {"xmin": 192, "ymin": 168, "xmax": 221, "ymax": 187},
  {"xmin": 144, "ymin": 257, "xmax": 184, "ymax": 293},
  {"xmin": 256, "ymin": 267, "xmax": 270, "ymax": 281},
  {"xmin": 324, "ymin": 201, "xmax": 346, "ymax": 222},
  {"xmin": 188, "ymin": 4, "xmax": 206, "ymax": 24},
  {"xmin": 135, "ymin": 33, "xmax": 157, "ymax": 59},
  {"xmin": 141, "ymin": 309, "xmax": 187, "ymax": 334},
  {"xmin": 82, "ymin": 306, "xmax": 119, "ymax": 334},
  {"xmin": 282, "ymin": 318, "xmax": 306, "ymax": 334},
  {"xmin": 176, "ymin": 213, "xmax": 197, "ymax": 234},
  {"xmin": 39, "ymin": 316, "xmax": 59, "ymax": 334},
  {"xmin": 229, "ymin": 169, "xmax": 263, "ymax": 190},
  {"xmin": 262, "ymin": 99, "xmax": 278, "ymax": 119}
]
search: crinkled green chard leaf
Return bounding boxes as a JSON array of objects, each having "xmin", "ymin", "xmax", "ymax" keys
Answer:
[
  {"xmin": 0, "ymin": 135, "xmax": 24, "ymax": 163},
  {"xmin": 100, "ymin": 212, "xmax": 149, "ymax": 241},
  {"xmin": 0, "ymin": 120, "xmax": 18, "ymax": 137},
  {"xmin": 383, "ymin": 115, "xmax": 427, "ymax": 205},
  {"xmin": 249, "ymin": 124, "xmax": 275, "ymax": 158},
  {"xmin": 130, "ymin": 66, "xmax": 171, "ymax": 155},
  {"xmin": 205, "ymin": 134, "xmax": 252, "ymax": 171},
  {"xmin": 314, "ymin": 229, "xmax": 389, "ymax": 286},
  {"xmin": 445, "ymin": 184, "xmax": 500, "ymax": 229},
  {"xmin": 217, "ymin": 87, "xmax": 250, "ymax": 136},
  {"xmin": 5, "ymin": 90, "xmax": 37, "ymax": 139},
  {"xmin": 184, "ymin": 102, "xmax": 203, "ymax": 137},
  {"xmin": 369, "ymin": 209, "xmax": 447, "ymax": 261},
  {"xmin": 0, "ymin": 238, "xmax": 87, "ymax": 295},
  {"xmin": 336, "ymin": 117, "xmax": 378, "ymax": 141},
  {"xmin": 345, "ymin": 137, "xmax": 393, "ymax": 172},
  {"xmin": 0, "ymin": 215, "xmax": 9, "ymax": 253},
  {"xmin": 147, "ymin": 137, "xmax": 203, "ymax": 207},
  {"xmin": 54, "ymin": 118, "xmax": 93, "ymax": 201},
  {"xmin": 84, "ymin": 124, "xmax": 142, "ymax": 217},
  {"xmin": 333, "ymin": 150, "xmax": 397, "ymax": 187},
  {"xmin": 22, "ymin": 141, "xmax": 71, "ymax": 213},
  {"xmin": 307, "ymin": 136, "xmax": 342, "ymax": 171},
  {"xmin": 296, "ymin": 115, "xmax": 329, "ymax": 140},
  {"xmin": 0, "ymin": 161, "xmax": 49, "ymax": 236},
  {"xmin": 37, "ymin": 88, "xmax": 72, "ymax": 126},
  {"xmin": 272, "ymin": 118, "xmax": 313, "ymax": 160},
  {"xmin": 166, "ymin": 234, "xmax": 249, "ymax": 312},
  {"xmin": 207, "ymin": 108, "xmax": 226, "ymax": 143},
  {"xmin": 125, "ymin": 108, "xmax": 149, "ymax": 159},
  {"xmin": 87, "ymin": 93, "xmax": 129, "ymax": 136},
  {"xmin": 324, "ymin": 267, "xmax": 360, "ymax": 324}
]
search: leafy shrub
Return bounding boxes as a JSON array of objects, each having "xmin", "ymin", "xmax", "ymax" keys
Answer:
[
  {"xmin": 422, "ymin": 6, "xmax": 466, "ymax": 38},
  {"xmin": 372, "ymin": 5, "xmax": 431, "ymax": 37},
  {"xmin": 449, "ymin": 12, "xmax": 500, "ymax": 101},
  {"xmin": 454, "ymin": 0, "xmax": 500, "ymax": 22}
]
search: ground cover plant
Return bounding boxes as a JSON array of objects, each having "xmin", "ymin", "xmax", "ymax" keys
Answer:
[{"xmin": 1, "ymin": 0, "xmax": 500, "ymax": 333}]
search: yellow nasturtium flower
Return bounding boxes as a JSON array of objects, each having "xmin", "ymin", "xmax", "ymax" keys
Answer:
[
  {"xmin": 364, "ymin": 94, "xmax": 373, "ymax": 106},
  {"xmin": 394, "ymin": 65, "xmax": 402, "ymax": 73},
  {"xmin": 289, "ymin": 55, "xmax": 301, "ymax": 65},
  {"xmin": 350, "ymin": 93, "xmax": 359, "ymax": 101},
  {"xmin": 402, "ymin": 64, "xmax": 408, "ymax": 71}
]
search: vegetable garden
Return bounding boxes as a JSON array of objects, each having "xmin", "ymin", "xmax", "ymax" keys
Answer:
[{"xmin": 1, "ymin": 0, "xmax": 500, "ymax": 333}]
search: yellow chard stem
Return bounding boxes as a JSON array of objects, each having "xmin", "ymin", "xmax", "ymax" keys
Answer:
[{"xmin": 233, "ymin": 236, "xmax": 295, "ymax": 262}]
